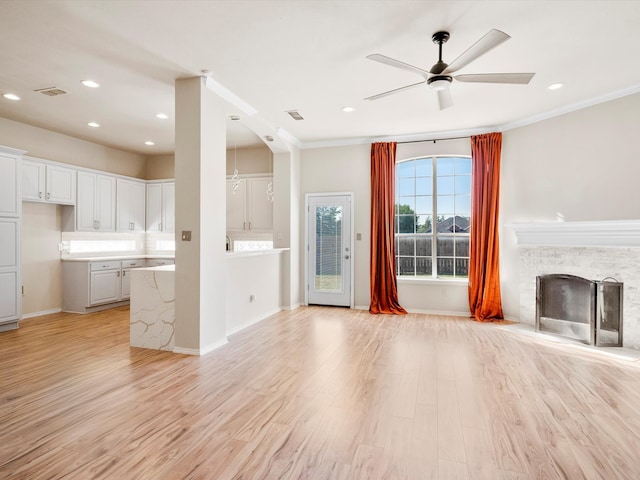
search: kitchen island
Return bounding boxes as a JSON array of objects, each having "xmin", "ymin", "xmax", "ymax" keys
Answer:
[
  {"xmin": 129, "ymin": 248, "xmax": 288, "ymax": 353},
  {"xmin": 130, "ymin": 264, "xmax": 175, "ymax": 351}
]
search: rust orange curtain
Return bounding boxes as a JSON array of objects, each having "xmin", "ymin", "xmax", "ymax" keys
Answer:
[
  {"xmin": 370, "ymin": 142, "xmax": 407, "ymax": 315},
  {"xmin": 469, "ymin": 132, "xmax": 504, "ymax": 321}
]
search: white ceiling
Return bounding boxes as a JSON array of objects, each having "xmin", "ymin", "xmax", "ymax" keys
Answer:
[{"xmin": 1, "ymin": 1, "xmax": 640, "ymax": 156}]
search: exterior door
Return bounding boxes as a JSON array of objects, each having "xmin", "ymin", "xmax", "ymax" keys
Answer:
[{"xmin": 306, "ymin": 194, "xmax": 353, "ymax": 307}]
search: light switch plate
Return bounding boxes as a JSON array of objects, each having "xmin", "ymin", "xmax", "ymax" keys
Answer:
[{"xmin": 181, "ymin": 230, "xmax": 192, "ymax": 241}]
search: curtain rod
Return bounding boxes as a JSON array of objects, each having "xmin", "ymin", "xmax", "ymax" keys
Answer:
[{"xmin": 397, "ymin": 135, "xmax": 470, "ymax": 144}]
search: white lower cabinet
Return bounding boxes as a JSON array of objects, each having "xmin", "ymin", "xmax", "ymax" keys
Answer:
[{"xmin": 62, "ymin": 259, "xmax": 151, "ymax": 313}]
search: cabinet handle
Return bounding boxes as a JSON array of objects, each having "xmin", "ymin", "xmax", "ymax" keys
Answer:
[
  {"xmin": 39, "ymin": 192, "xmax": 43, "ymax": 198},
  {"xmin": 130, "ymin": 222, "xmax": 134, "ymax": 230},
  {"xmin": 243, "ymin": 222, "xmax": 246, "ymax": 230},
  {"xmin": 97, "ymin": 220, "xmax": 100, "ymax": 230},
  {"xmin": 159, "ymin": 222, "xmax": 162, "ymax": 231},
  {"xmin": 46, "ymin": 192, "xmax": 51, "ymax": 200},
  {"xmin": 122, "ymin": 270, "xmax": 126, "ymax": 277},
  {"xmin": 249, "ymin": 221, "xmax": 251, "ymax": 230},
  {"xmin": 117, "ymin": 270, "xmax": 120, "ymax": 277}
]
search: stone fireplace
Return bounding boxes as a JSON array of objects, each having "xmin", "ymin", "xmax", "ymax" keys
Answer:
[{"xmin": 509, "ymin": 220, "xmax": 640, "ymax": 350}]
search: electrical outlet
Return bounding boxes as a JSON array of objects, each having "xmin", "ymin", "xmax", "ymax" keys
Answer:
[
  {"xmin": 181, "ymin": 230, "xmax": 192, "ymax": 241},
  {"xmin": 249, "ymin": 293, "xmax": 256, "ymax": 302}
]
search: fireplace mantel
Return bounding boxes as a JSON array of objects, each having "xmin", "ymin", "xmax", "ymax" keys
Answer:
[{"xmin": 507, "ymin": 220, "xmax": 640, "ymax": 248}]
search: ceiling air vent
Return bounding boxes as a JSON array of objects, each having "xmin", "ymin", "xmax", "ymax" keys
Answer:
[
  {"xmin": 286, "ymin": 110, "xmax": 304, "ymax": 121},
  {"xmin": 34, "ymin": 87, "xmax": 68, "ymax": 96}
]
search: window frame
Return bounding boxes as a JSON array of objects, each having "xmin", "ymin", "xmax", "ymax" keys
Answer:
[{"xmin": 394, "ymin": 154, "xmax": 471, "ymax": 280}]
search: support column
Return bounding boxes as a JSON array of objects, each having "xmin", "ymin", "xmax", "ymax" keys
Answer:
[
  {"xmin": 273, "ymin": 148, "xmax": 301, "ymax": 309},
  {"xmin": 174, "ymin": 77, "xmax": 227, "ymax": 354}
]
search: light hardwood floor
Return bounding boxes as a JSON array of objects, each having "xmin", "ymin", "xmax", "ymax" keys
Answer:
[{"xmin": 2, "ymin": 306, "xmax": 640, "ymax": 479}]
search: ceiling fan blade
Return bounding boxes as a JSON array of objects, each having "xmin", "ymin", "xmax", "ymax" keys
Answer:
[
  {"xmin": 364, "ymin": 80, "xmax": 426, "ymax": 101},
  {"xmin": 443, "ymin": 29, "xmax": 510, "ymax": 74},
  {"xmin": 366, "ymin": 54, "xmax": 430, "ymax": 77},
  {"xmin": 454, "ymin": 73, "xmax": 535, "ymax": 84},
  {"xmin": 437, "ymin": 88, "xmax": 453, "ymax": 110}
]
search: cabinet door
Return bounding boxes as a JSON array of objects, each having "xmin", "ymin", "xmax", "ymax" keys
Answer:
[
  {"xmin": 90, "ymin": 270, "xmax": 121, "ymax": 305},
  {"xmin": 146, "ymin": 183, "xmax": 162, "ymax": 232},
  {"xmin": 130, "ymin": 181, "xmax": 146, "ymax": 231},
  {"xmin": 0, "ymin": 219, "xmax": 19, "ymax": 323},
  {"xmin": 46, "ymin": 165, "xmax": 76, "ymax": 205},
  {"xmin": 76, "ymin": 171, "xmax": 97, "ymax": 231},
  {"xmin": 0, "ymin": 153, "xmax": 20, "ymax": 217},
  {"xmin": 22, "ymin": 159, "xmax": 45, "ymax": 202},
  {"xmin": 162, "ymin": 182, "xmax": 175, "ymax": 233},
  {"xmin": 95, "ymin": 175, "xmax": 116, "ymax": 231},
  {"xmin": 116, "ymin": 179, "xmax": 132, "ymax": 231},
  {"xmin": 121, "ymin": 268, "xmax": 131, "ymax": 299},
  {"xmin": 226, "ymin": 179, "xmax": 246, "ymax": 230},
  {"xmin": 248, "ymin": 177, "xmax": 273, "ymax": 231}
]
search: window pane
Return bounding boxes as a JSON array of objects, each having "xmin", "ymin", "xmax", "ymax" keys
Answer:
[
  {"xmin": 397, "ymin": 160, "xmax": 414, "ymax": 178},
  {"xmin": 455, "ymin": 157, "xmax": 472, "ymax": 175},
  {"xmin": 417, "ymin": 215, "xmax": 432, "ymax": 233},
  {"xmin": 416, "ymin": 257, "xmax": 432, "ymax": 276},
  {"xmin": 397, "ymin": 198, "xmax": 415, "ymax": 211},
  {"xmin": 455, "ymin": 237, "xmax": 469, "ymax": 257},
  {"xmin": 456, "ymin": 195, "xmax": 471, "ymax": 216},
  {"xmin": 455, "ymin": 176, "xmax": 471, "ymax": 194},
  {"xmin": 315, "ymin": 206, "xmax": 343, "ymax": 291},
  {"xmin": 416, "ymin": 158, "xmax": 432, "ymax": 176},
  {"xmin": 397, "ymin": 256, "xmax": 415, "ymax": 275},
  {"xmin": 454, "ymin": 216, "xmax": 470, "ymax": 233},
  {"xmin": 415, "ymin": 195, "xmax": 432, "ymax": 214},
  {"xmin": 437, "ymin": 157, "xmax": 455, "ymax": 175},
  {"xmin": 455, "ymin": 258, "xmax": 469, "ymax": 276},
  {"xmin": 398, "ymin": 236, "xmax": 415, "ymax": 256},
  {"xmin": 396, "ymin": 215, "xmax": 416, "ymax": 234},
  {"xmin": 437, "ymin": 236, "xmax": 454, "ymax": 256},
  {"xmin": 416, "ymin": 176, "xmax": 433, "ymax": 195},
  {"xmin": 397, "ymin": 177, "xmax": 415, "ymax": 196},
  {"xmin": 436, "ymin": 214, "xmax": 454, "ymax": 233},
  {"xmin": 438, "ymin": 195, "xmax": 455, "ymax": 213},
  {"xmin": 437, "ymin": 176, "xmax": 454, "ymax": 194},
  {"xmin": 437, "ymin": 258, "xmax": 455, "ymax": 277},
  {"xmin": 416, "ymin": 236, "xmax": 432, "ymax": 256}
]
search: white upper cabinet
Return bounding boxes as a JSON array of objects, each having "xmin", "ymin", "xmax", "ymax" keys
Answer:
[
  {"xmin": 247, "ymin": 177, "xmax": 273, "ymax": 231},
  {"xmin": 226, "ymin": 175, "xmax": 273, "ymax": 232},
  {"xmin": 0, "ymin": 150, "xmax": 21, "ymax": 217},
  {"xmin": 22, "ymin": 158, "xmax": 76, "ymax": 205},
  {"xmin": 76, "ymin": 171, "xmax": 116, "ymax": 231},
  {"xmin": 146, "ymin": 182, "xmax": 175, "ymax": 233},
  {"xmin": 116, "ymin": 178, "xmax": 146, "ymax": 232},
  {"xmin": 226, "ymin": 179, "xmax": 246, "ymax": 231}
]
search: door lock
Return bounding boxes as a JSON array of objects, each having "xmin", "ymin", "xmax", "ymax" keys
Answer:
[{"xmin": 345, "ymin": 255, "xmax": 350, "ymax": 260}]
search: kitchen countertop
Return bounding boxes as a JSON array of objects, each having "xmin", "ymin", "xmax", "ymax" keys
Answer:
[{"xmin": 225, "ymin": 248, "xmax": 289, "ymax": 258}]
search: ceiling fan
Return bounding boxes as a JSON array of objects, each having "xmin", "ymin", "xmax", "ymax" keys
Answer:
[{"xmin": 365, "ymin": 29, "xmax": 535, "ymax": 110}]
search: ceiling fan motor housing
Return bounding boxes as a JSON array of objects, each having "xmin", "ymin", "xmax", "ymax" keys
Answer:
[{"xmin": 427, "ymin": 75, "xmax": 452, "ymax": 90}]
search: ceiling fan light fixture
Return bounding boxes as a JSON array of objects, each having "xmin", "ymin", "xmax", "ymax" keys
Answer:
[{"xmin": 427, "ymin": 75, "xmax": 452, "ymax": 91}]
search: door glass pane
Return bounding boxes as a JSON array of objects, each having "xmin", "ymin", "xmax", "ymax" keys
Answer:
[{"xmin": 315, "ymin": 206, "xmax": 342, "ymax": 291}]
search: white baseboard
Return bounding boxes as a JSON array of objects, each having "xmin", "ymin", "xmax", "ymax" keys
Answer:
[
  {"xmin": 21, "ymin": 308, "xmax": 62, "ymax": 320},
  {"xmin": 281, "ymin": 303, "xmax": 301, "ymax": 311},
  {"xmin": 226, "ymin": 307, "xmax": 281, "ymax": 337},
  {"xmin": 355, "ymin": 304, "xmax": 470, "ymax": 317},
  {"xmin": 173, "ymin": 337, "xmax": 229, "ymax": 356}
]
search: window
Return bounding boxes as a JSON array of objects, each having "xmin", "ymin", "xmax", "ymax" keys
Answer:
[{"xmin": 395, "ymin": 155, "xmax": 471, "ymax": 278}]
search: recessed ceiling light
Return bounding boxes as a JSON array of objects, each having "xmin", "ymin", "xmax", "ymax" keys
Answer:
[
  {"xmin": 81, "ymin": 80, "xmax": 100, "ymax": 88},
  {"xmin": 548, "ymin": 82, "xmax": 565, "ymax": 90},
  {"xmin": 88, "ymin": 122, "xmax": 100, "ymax": 128},
  {"xmin": 342, "ymin": 106, "xmax": 355, "ymax": 113},
  {"xmin": 3, "ymin": 93, "xmax": 20, "ymax": 101},
  {"xmin": 145, "ymin": 141, "xmax": 155, "ymax": 146},
  {"xmin": 155, "ymin": 113, "xmax": 168, "ymax": 119}
]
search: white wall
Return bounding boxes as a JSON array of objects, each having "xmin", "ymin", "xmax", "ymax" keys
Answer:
[
  {"xmin": 301, "ymin": 144, "xmax": 371, "ymax": 307},
  {"xmin": 300, "ymin": 140, "xmax": 473, "ymax": 313},
  {"xmin": 500, "ymin": 92, "xmax": 640, "ymax": 320}
]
